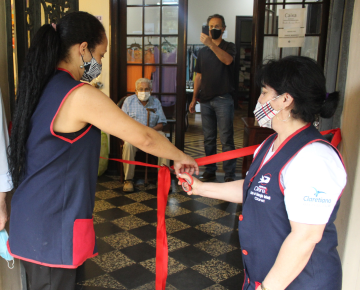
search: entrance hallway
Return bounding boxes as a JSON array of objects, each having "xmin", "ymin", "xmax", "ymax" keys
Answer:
[
  {"xmin": 75, "ymin": 108, "xmax": 248, "ymax": 289},
  {"xmin": 185, "ymin": 107, "xmax": 247, "ymax": 177}
]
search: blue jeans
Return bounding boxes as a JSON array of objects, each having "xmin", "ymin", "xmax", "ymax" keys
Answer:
[{"xmin": 200, "ymin": 93, "xmax": 236, "ymax": 178}]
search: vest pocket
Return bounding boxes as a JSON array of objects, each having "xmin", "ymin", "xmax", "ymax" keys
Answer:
[{"xmin": 73, "ymin": 218, "xmax": 95, "ymax": 266}]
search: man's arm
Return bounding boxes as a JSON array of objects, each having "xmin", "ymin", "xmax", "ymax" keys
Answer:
[
  {"xmin": 200, "ymin": 33, "xmax": 234, "ymax": 65},
  {"xmin": 121, "ymin": 98, "xmax": 129, "ymax": 114},
  {"xmin": 0, "ymin": 91, "xmax": 11, "ymax": 231},
  {"xmin": 0, "ymin": 192, "xmax": 7, "ymax": 230},
  {"xmin": 152, "ymin": 123, "xmax": 163, "ymax": 131},
  {"xmin": 189, "ymin": 73, "xmax": 201, "ymax": 113}
]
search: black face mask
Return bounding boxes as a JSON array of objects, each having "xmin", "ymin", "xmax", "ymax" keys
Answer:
[{"xmin": 211, "ymin": 28, "xmax": 222, "ymax": 40}]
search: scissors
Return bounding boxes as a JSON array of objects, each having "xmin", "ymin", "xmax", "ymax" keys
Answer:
[{"xmin": 163, "ymin": 165, "xmax": 194, "ymax": 192}]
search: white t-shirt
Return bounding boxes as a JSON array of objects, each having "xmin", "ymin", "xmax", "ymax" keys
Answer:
[{"xmin": 253, "ymin": 141, "xmax": 346, "ymax": 225}]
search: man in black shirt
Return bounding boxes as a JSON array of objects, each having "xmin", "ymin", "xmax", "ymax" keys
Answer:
[{"xmin": 189, "ymin": 14, "xmax": 236, "ymax": 182}]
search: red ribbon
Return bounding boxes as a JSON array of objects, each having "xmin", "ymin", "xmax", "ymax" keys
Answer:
[{"xmin": 103, "ymin": 128, "xmax": 341, "ymax": 289}]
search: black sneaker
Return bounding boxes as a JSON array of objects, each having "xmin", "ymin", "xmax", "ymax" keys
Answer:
[
  {"xmin": 199, "ymin": 172, "xmax": 217, "ymax": 182},
  {"xmin": 224, "ymin": 177, "xmax": 235, "ymax": 182}
]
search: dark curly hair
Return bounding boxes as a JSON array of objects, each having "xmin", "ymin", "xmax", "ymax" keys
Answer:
[
  {"xmin": 8, "ymin": 12, "xmax": 105, "ymax": 189},
  {"xmin": 256, "ymin": 56, "xmax": 339, "ymax": 123}
]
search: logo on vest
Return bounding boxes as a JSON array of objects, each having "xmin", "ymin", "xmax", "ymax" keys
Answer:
[
  {"xmin": 250, "ymin": 173, "xmax": 272, "ymax": 203},
  {"xmin": 258, "ymin": 173, "xmax": 271, "ymax": 185},
  {"xmin": 302, "ymin": 187, "xmax": 331, "ymax": 206}
]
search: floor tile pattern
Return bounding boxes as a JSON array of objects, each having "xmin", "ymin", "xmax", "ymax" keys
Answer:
[
  {"xmin": 184, "ymin": 108, "xmax": 247, "ymax": 175},
  {"xmin": 76, "ymin": 175, "xmax": 244, "ymax": 290}
]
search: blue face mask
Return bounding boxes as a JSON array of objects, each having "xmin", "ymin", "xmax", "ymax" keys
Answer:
[{"xmin": 0, "ymin": 229, "xmax": 14, "ymax": 269}]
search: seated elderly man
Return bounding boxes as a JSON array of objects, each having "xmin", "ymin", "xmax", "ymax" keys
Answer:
[{"xmin": 122, "ymin": 78, "xmax": 170, "ymax": 192}]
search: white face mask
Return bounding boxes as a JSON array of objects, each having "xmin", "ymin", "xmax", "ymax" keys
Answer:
[
  {"xmin": 137, "ymin": 92, "xmax": 150, "ymax": 102},
  {"xmin": 253, "ymin": 95, "xmax": 282, "ymax": 128}
]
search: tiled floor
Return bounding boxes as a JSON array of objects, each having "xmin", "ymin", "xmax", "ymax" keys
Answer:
[
  {"xmin": 76, "ymin": 107, "xmax": 248, "ymax": 289},
  {"xmin": 76, "ymin": 175, "xmax": 244, "ymax": 290}
]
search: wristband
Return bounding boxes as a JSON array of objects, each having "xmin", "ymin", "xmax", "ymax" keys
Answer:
[{"xmin": 261, "ymin": 283, "xmax": 270, "ymax": 290}]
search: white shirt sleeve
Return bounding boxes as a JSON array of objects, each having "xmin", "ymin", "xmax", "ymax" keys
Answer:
[
  {"xmin": 282, "ymin": 142, "xmax": 346, "ymax": 225},
  {"xmin": 0, "ymin": 89, "xmax": 13, "ymax": 192}
]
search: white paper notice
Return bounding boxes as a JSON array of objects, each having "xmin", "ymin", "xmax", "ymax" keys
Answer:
[{"xmin": 278, "ymin": 8, "xmax": 307, "ymax": 48}]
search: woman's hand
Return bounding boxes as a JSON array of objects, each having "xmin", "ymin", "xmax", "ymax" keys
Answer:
[
  {"xmin": 0, "ymin": 193, "xmax": 8, "ymax": 231},
  {"xmin": 173, "ymin": 154, "xmax": 199, "ymax": 176},
  {"xmin": 177, "ymin": 173, "xmax": 203, "ymax": 196}
]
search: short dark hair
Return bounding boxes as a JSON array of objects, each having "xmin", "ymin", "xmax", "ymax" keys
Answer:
[
  {"xmin": 207, "ymin": 14, "xmax": 226, "ymax": 27},
  {"xmin": 256, "ymin": 56, "xmax": 339, "ymax": 123}
]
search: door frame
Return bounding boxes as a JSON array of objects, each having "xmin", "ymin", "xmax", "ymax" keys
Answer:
[
  {"xmin": 109, "ymin": 0, "xmax": 188, "ymax": 173},
  {"xmin": 249, "ymin": 0, "xmax": 330, "ymax": 117}
]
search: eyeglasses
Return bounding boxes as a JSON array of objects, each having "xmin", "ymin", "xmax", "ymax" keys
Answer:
[{"xmin": 137, "ymin": 88, "xmax": 150, "ymax": 92}]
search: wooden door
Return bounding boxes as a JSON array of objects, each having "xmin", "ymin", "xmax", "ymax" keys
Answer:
[{"xmin": 249, "ymin": 0, "xmax": 330, "ymax": 116}]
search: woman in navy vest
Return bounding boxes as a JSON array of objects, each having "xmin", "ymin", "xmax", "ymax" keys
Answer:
[
  {"xmin": 179, "ymin": 56, "xmax": 346, "ymax": 290},
  {"xmin": 6, "ymin": 12, "xmax": 198, "ymax": 290}
]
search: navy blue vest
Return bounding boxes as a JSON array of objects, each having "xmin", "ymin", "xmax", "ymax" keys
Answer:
[
  {"xmin": 239, "ymin": 124, "xmax": 343, "ymax": 290},
  {"xmin": 9, "ymin": 69, "xmax": 101, "ymax": 268}
]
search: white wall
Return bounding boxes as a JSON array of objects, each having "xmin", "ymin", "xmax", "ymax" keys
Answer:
[
  {"xmin": 188, "ymin": 0, "xmax": 254, "ymax": 44},
  {"xmin": 336, "ymin": 0, "xmax": 360, "ymax": 287},
  {"xmin": 79, "ymin": 0, "xmax": 110, "ymax": 98}
]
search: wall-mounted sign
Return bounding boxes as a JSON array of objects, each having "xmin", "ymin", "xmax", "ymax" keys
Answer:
[
  {"xmin": 95, "ymin": 15, "xmax": 103, "ymax": 23},
  {"xmin": 278, "ymin": 8, "xmax": 307, "ymax": 48}
]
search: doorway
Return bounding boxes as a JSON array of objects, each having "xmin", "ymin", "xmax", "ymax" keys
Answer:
[{"xmin": 184, "ymin": 0, "xmax": 254, "ymax": 178}]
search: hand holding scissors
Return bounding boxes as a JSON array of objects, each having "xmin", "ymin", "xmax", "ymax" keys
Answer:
[{"xmin": 164, "ymin": 165, "xmax": 194, "ymax": 193}]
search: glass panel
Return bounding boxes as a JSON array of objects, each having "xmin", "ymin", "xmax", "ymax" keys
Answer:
[
  {"xmin": 305, "ymin": 4, "xmax": 322, "ymax": 34},
  {"xmin": 301, "ymin": 36, "xmax": 319, "ymax": 60},
  {"xmin": 127, "ymin": 7, "xmax": 143, "ymax": 34},
  {"xmin": 281, "ymin": 47, "xmax": 298, "ymax": 58},
  {"xmin": 144, "ymin": 37, "xmax": 160, "ymax": 64},
  {"xmin": 162, "ymin": 6, "xmax": 178, "ymax": 34},
  {"xmin": 284, "ymin": 4, "xmax": 303, "ymax": 10},
  {"xmin": 264, "ymin": 4, "xmax": 280, "ymax": 34},
  {"xmin": 145, "ymin": 6, "xmax": 160, "ymax": 34},
  {"xmin": 162, "ymin": 0, "xmax": 179, "ymax": 5},
  {"xmin": 285, "ymin": 0, "xmax": 305, "ymax": 3},
  {"xmin": 127, "ymin": 65, "xmax": 143, "ymax": 92},
  {"xmin": 161, "ymin": 95, "xmax": 176, "ymax": 107},
  {"xmin": 266, "ymin": 0, "xmax": 285, "ymax": 3},
  {"xmin": 127, "ymin": 37, "xmax": 143, "ymax": 63},
  {"xmin": 150, "ymin": 66, "xmax": 160, "ymax": 93},
  {"xmin": 145, "ymin": 0, "xmax": 160, "ymax": 4},
  {"xmin": 161, "ymin": 37, "xmax": 177, "ymax": 64},
  {"xmin": 161, "ymin": 95, "xmax": 176, "ymax": 119},
  {"xmin": 263, "ymin": 36, "xmax": 280, "ymax": 60},
  {"xmin": 240, "ymin": 21, "xmax": 252, "ymax": 42},
  {"xmin": 127, "ymin": 0, "xmax": 143, "ymax": 5},
  {"xmin": 161, "ymin": 67, "xmax": 177, "ymax": 93}
]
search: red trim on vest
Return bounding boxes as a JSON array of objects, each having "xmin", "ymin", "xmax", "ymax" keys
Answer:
[
  {"xmin": 250, "ymin": 124, "xmax": 311, "ymax": 184},
  {"xmin": 242, "ymin": 270, "xmax": 246, "ymax": 290},
  {"xmin": 253, "ymin": 133, "xmax": 275, "ymax": 160},
  {"xmin": 255, "ymin": 282, "xmax": 262, "ymax": 289},
  {"xmin": 278, "ymin": 139, "xmax": 346, "ymax": 197},
  {"xmin": 50, "ymin": 83, "xmax": 93, "ymax": 144},
  {"xmin": 57, "ymin": 68, "xmax": 75, "ymax": 79},
  {"xmin": 7, "ymin": 241, "xmax": 98, "ymax": 269}
]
